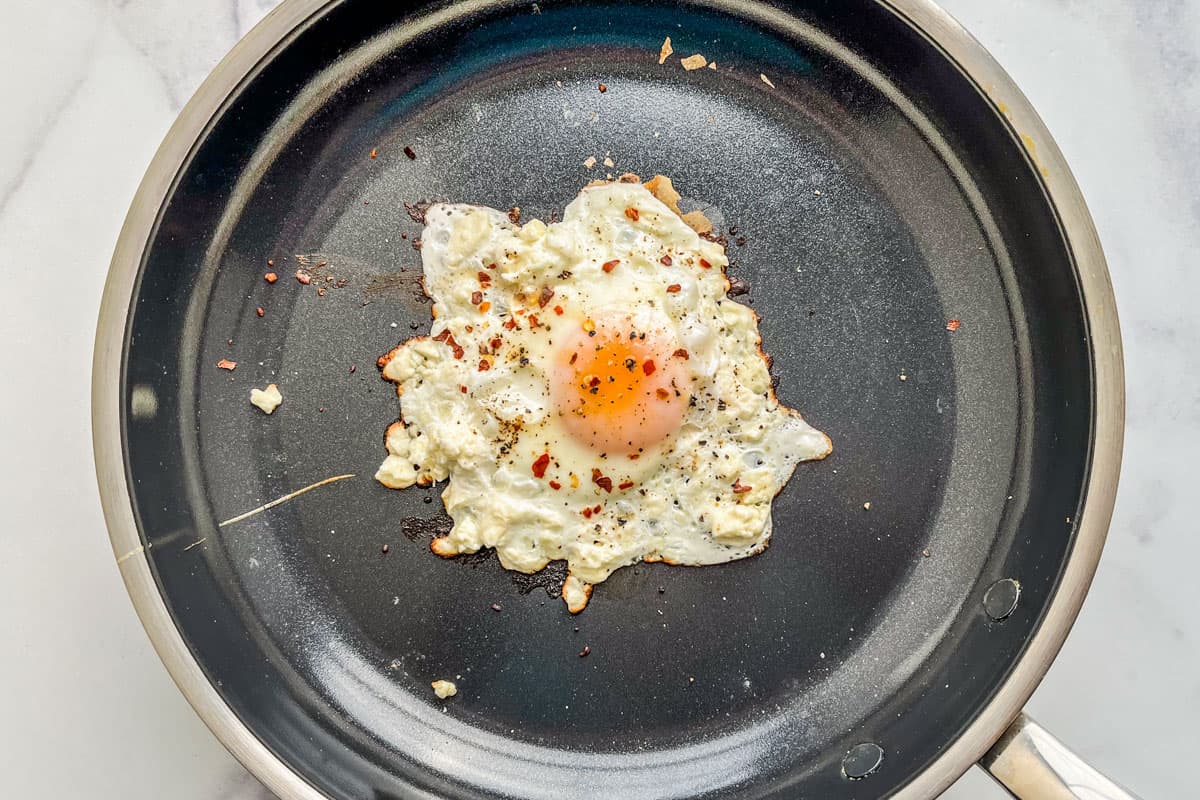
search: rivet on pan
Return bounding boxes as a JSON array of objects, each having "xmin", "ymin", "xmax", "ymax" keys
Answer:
[
  {"xmin": 842, "ymin": 742, "xmax": 884, "ymax": 780},
  {"xmin": 983, "ymin": 578, "xmax": 1021, "ymax": 621}
]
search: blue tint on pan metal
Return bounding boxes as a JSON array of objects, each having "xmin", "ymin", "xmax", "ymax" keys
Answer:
[{"xmin": 117, "ymin": 0, "xmax": 1094, "ymax": 797}]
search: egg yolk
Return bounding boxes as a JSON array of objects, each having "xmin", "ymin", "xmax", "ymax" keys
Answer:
[{"xmin": 552, "ymin": 315, "xmax": 691, "ymax": 453}]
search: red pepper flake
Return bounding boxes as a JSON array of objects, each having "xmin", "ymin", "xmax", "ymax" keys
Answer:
[
  {"xmin": 699, "ymin": 258, "xmax": 712, "ymax": 269},
  {"xmin": 733, "ymin": 480, "xmax": 753, "ymax": 494},
  {"xmin": 642, "ymin": 359, "xmax": 656, "ymax": 376},
  {"xmin": 256, "ymin": 307, "xmax": 265, "ymax": 317},
  {"xmin": 503, "ymin": 318, "xmax": 518, "ymax": 330},
  {"xmin": 618, "ymin": 480, "xmax": 634, "ymax": 490},
  {"xmin": 601, "ymin": 259, "xmax": 620, "ymax": 273},
  {"xmin": 579, "ymin": 645, "xmax": 591, "ymax": 657},
  {"xmin": 598, "ymin": 83, "xmax": 607, "ymax": 93},
  {"xmin": 267, "ymin": 259, "xmax": 275, "ymax": 267},
  {"xmin": 672, "ymin": 348, "xmax": 689, "ymax": 360},
  {"xmin": 264, "ymin": 272, "xmax": 278, "ymax": 283},
  {"xmin": 477, "ymin": 271, "xmax": 492, "ymax": 286},
  {"xmin": 216, "ymin": 359, "xmax": 237, "ymax": 370},
  {"xmin": 489, "ymin": 337, "xmax": 502, "ymax": 351},
  {"xmin": 532, "ymin": 453, "xmax": 551, "ymax": 478},
  {"xmin": 528, "ymin": 314, "xmax": 540, "ymax": 328},
  {"xmin": 432, "ymin": 329, "xmax": 465, "ymax": 359},
  {"xmin": 655, "ymin": 388, "xmax": 670, "ymax": 401},
  {"xmin": 591, "ymin": 468, "xmax": 613, "ymax": 493},
  {"xmin": 569, "ymin": 352, "xmax": 578, "ymax": 365},
  {"xmin": 587, "ymin": 375, "xmax": 601, "ymax": 388},
  {"xmin": 665, "ymin": 284, "xmax": 681, "ymax": 293},
  {"xmin": 369, "ymin": 148, "xmax": 377, "ymax": 159},
  {"xmin": 296, "ymin": 271, "xmax": 312, "ymax": 285},
  {"xmin": 471, "ymin": 290, "xmax": 483, "ymax": 305},
  {"xmin": 593, "ymin": 504, "xmax": 602, "ymax": 513},
  {"xmin": 478, "ymin": 359, "xmax": 491, "ymax": 371},
  {"xmin": 460, "ymin": 385, "xmax": 468, "ymax": 393},
  {"xmin": 549, "ymin": 480, "xmax": 562, "ymax": 490},
  {"xmin": 660, "ymin": 254, "xmax": 673, "ymax": 266},
  {"xmin": 946, "ymin": 319, "xmax": 961, "ymax": 332},
  {"xmin": 624, "ymin": 207, "xmax": 639, "ymax": 221},
  {"xmin": 403, "ymin": 145, "xmax": 416, "ymax": 159},
  {"xmin": 479, "ymin": 301, "xmax": 491, "ymax": 313},
  {"xmin": 553, "ymin": 305, "xmax": 564, "ymax": 316},
  {"xmin": 538, "ymin": 286, "xmax": 555, "ymax": 308},
  {"xmin": 582, "ymin": 507, "xmax": 593, "ymax": 519}
]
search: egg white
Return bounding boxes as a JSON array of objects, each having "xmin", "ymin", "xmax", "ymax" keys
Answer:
[{"xmin": 376, "ymin": 178, "xmax": 831, "ymax": 612}]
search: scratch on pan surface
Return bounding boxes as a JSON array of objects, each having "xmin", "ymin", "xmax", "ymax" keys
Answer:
[
  {"xmin": 116, "ymin": 544, "xmax": 146, "ymax": 564},
  {"xmin": 218, "ymin": 474, "xmax": 356, "ymax": 527},
  {"xmin": 183, "ymin": 538, "xmax": 207, "ymax": 551}
]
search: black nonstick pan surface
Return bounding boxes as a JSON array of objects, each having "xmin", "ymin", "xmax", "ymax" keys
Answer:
[{"xmin": 94, "ymin": 0, "xmax": 1124, "ymax": 797}]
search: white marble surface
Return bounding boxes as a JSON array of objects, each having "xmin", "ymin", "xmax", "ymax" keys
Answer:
[{"xmin": 1, "ymin": 1, "xmax": 1196, "ymax": 797}]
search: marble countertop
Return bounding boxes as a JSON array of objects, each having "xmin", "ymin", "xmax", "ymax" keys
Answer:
[{"xmin": 1, "ymin": 1, "xmax": 1196, "ymax": 797}]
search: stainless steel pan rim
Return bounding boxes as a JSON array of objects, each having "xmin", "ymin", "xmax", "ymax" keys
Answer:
[{"xmin": 91, "ymin": 0, "xmax": 1124, "ymax": 797}]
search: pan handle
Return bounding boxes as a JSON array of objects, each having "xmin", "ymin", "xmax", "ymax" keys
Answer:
[{"xmin": 979, "ymin": 713, "xmax": 1140, "ymax": 799}]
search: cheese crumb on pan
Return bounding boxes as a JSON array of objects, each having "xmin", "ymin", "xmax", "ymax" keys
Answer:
[
  {"xmin": 431, "ymin": 679, "xmax": 457, "ymax": 699},
  {"xmin": 250, "ymin": 383, "xmax": 283, "ymax": 414}
]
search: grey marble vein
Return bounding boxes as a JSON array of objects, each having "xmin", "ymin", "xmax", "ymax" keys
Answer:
[{"xmin": 0, "ymin": 72, "xmax": 88, "ymax": 221}]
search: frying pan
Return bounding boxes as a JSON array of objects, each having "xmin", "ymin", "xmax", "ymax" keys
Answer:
[{"xmin": 93, "ymin": 0, "xmax": 1132, "ymax": 797}]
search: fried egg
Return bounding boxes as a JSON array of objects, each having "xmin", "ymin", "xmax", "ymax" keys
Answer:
[{"xmin": 376, "ymin": 176, "xmax": 831, "ymax": 613}]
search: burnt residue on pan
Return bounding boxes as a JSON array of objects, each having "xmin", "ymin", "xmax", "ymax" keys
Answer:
[
  {"xmin": 508, "ymin": 559, "xmax": 570, "ymax": 598},
  {"xmin": 287, "ymin": 250, "xmax": 434, "ymax": 312},
  {"xmin": 403, "ymin": 199, "xmax": 445, "ymax": 225},
  {"xmin": 363, "ymin": 269, "xmax": 429, "ymax": 307},
  {"xmin": 400, "ymin": 511, "xmax": 570, "ymax": 598},
  {"xmin": 399, "ymin": 512, "xmax": 453, "ymax": 542}
]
